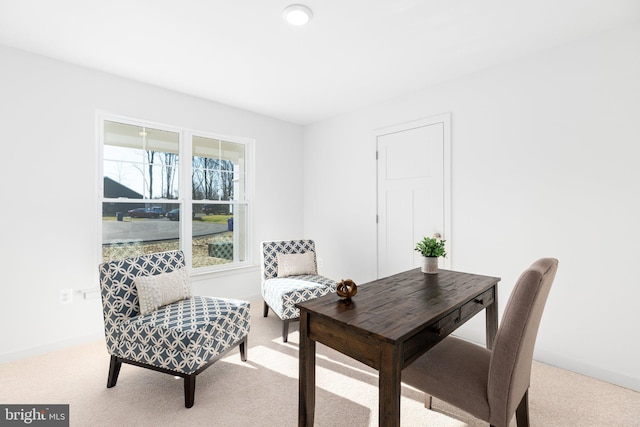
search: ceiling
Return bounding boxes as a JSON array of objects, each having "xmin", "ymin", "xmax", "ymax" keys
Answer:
[{"xmin": 1, "ymin": 1, "xmax": 639, "ymax": 125}]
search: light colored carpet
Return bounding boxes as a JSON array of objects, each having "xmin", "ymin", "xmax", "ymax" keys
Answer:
[{"xmin": 1, "ymin": 300, "xmax": 639, "ymax": 426}]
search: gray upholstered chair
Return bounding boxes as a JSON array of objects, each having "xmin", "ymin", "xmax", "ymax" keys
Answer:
[
  {"xmin": 99, "ymin": 250, "xmax": 250, "ymax": 408},
  {"xmin": 261, "ymin": 240, "xmax": 336, "ymax": 342},
  {"xmin": 402, "ymin": 258, "xmax": 558, "ymax": 427}
]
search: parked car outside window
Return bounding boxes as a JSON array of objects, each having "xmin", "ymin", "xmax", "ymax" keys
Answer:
[
  {"xmin": 167, "ymin": 209, "xmax": 180, "ymax": 221},
  {"xmin": 150, "ymin": 206, "xmax": 166, "ymax": 217},
  {"xmin": 166, "ymin": 209, "xmax": 195, "ymax": 221},
  {"xmin": 127, "ymin": 208, "xmax": 160, "ymax": 218}
]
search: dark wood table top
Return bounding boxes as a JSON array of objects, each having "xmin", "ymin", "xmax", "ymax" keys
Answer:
[{"xmin": 297, "ymin": 267, "xmax": 501, "ymax": 344}]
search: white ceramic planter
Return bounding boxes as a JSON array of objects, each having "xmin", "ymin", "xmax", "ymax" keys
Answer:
[{"xmin": 421, "ymin": 256, "xmax": 439, "ymax": 274}]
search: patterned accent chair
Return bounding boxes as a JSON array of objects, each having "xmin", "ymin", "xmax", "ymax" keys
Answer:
[
  {"xmin": 261, "ymin": 240, "xmax": 336, "ymax": 342},
  {"xmin": 99, "ymin": 250, "xmax": 250, "ymax": 408}
]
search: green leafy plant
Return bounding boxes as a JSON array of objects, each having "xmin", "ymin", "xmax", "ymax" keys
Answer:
[{"xmin": 415, "ymin": 236, "xmax": 447, "ymax": 258}]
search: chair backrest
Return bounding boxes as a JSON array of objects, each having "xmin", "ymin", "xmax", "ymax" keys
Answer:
[
  {"xmin": 487, "ymin": 258, "xmax": 558, "ymax": 425},
  {"xmin": 261, "ymin": 240, "xmax": 317, "ymax": 281},
  {"xmin": 99, "ymin": 250, "xmax": 185, "ymax": 354}
]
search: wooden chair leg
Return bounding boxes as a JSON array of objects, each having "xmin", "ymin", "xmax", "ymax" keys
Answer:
[
  {"xmin": 282, "ymin": 319, "xmax": 290, "ymax": 342},
  {"xmin": 107, "ymin": 355, "xmax": 122, "ymax": 388},
  {"xmin": 263, "ymin": 301, "xmax": 269, "ymax": 317},
  {"xmin": 184, "ymin": 374, "xmax": 196, "ymax": 408},
  {"xmin": 424, "ymin": 394, "xmax": 432, "ymax": 409},
  {"xmin": 516, "ymin": 389, "xmax": 530, "ymax": 427},
  {"xmin": 239, "ymin": 337, "xmax": 248, "ymax": 362}
]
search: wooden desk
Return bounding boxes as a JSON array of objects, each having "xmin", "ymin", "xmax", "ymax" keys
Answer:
[{"xmin": 297, "ymin": 268, "xmax": 500, "ymax": 426}]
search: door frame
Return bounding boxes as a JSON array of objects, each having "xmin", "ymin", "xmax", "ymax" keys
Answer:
[{"xmin": 374, "ymin": 113, "xmax": 452, "ymax": 276}]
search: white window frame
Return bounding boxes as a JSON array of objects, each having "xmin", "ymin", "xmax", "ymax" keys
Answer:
[{"xmin": 97, "ymin": 112, "xmax": 255, "ymax": 274}]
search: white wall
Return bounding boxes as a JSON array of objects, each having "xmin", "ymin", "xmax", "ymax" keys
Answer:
[
  {"xmin": 0, "ymin": 45, "xmax": 304, "ymax": 362},
  {"xmin": 303, "ymin": 22, "xmax": 640, "ymax": 391}
]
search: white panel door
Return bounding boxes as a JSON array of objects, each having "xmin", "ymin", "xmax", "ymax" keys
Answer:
[{"xmin": 376, "ymin": 115, "xmax": 450, "ymax": 278}]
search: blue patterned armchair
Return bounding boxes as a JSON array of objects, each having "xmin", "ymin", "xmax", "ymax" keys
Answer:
[
  {"xmin": 261, "ymin": 240, "xmax": 336, "ymax": 342},
  {"xmin": 99, "ymin": 250, "xmax": 250, "ymax": 408}
]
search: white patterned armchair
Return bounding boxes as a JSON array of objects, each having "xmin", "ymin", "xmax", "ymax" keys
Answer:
[
  {"xmin": 261, "ymin": 240, "xmax": 336, "ymax": 342},
  {"xmin": 99, "ymin": 250, "xmax": 250, "ymax": 408}
]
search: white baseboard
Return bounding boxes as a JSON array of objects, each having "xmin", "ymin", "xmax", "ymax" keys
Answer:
[
  {"xmin": 534, "ymin": 349, "xmax": 640, "ymax": 392},
  {"xmin": 0, "ymin": 332, "xmax": 104, "ymax": 364}
]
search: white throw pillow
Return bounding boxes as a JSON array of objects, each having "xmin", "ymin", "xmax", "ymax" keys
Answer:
[
  {"xmin": 277, "ymin": 252, "xmax": 317, "ymax": 277},
  {"xmin": 134, "ymin": 268, "xmax": 192, "ymax": 315}
]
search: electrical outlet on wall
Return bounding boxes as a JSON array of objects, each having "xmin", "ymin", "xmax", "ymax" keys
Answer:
[
  {"xmin": 59, "ymin": 288, "xmax": 73, "ymax": 304},
  {"xmin": 317, "ymin": 258, "xmax": 324, "ymax": 269}
]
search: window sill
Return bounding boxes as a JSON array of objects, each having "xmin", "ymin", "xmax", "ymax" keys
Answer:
[{"xmin": 189, "ymin": 263, "xmax": 260, "ymax": 281}]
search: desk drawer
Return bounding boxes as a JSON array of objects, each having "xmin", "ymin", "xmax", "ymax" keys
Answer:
[
  {"xmin": 460, "ymin": 288, "xmax": 494, "ymax": 322},
  {"xmin": 430, "ymin": 308, "xmax": 460, "ymax": 336}
]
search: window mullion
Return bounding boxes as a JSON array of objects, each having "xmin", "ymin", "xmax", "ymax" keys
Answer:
[{"xmin": 182, "ymin": 130, "xmax": 192, "ymax": 269}]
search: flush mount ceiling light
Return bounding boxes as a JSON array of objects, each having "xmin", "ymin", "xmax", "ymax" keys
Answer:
[{"xmin": 283, "ymin": 4, "xmax": 313, "ymax": 26}]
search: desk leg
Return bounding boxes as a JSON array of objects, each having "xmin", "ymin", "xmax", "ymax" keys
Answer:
[
  {"xmin": 299, "ymin": 312, "xmax": 316, "ymax": 427},
  {"xmin": 379, "ymin": 341, "xmax": 401, "ymax": 427},
  {"xmin": 486, "ymin": 284, "xmax": 498, "ymax": 350}
]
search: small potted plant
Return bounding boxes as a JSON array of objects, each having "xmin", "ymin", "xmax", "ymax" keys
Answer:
[{"xmin": 415, "ymin": 235, "xmax": 446, "ymax": 274}]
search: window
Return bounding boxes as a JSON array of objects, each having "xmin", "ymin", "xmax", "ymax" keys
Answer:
[{"xmin": 99, "ymin": 115, "xmax": 252, "ymax": 271}]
